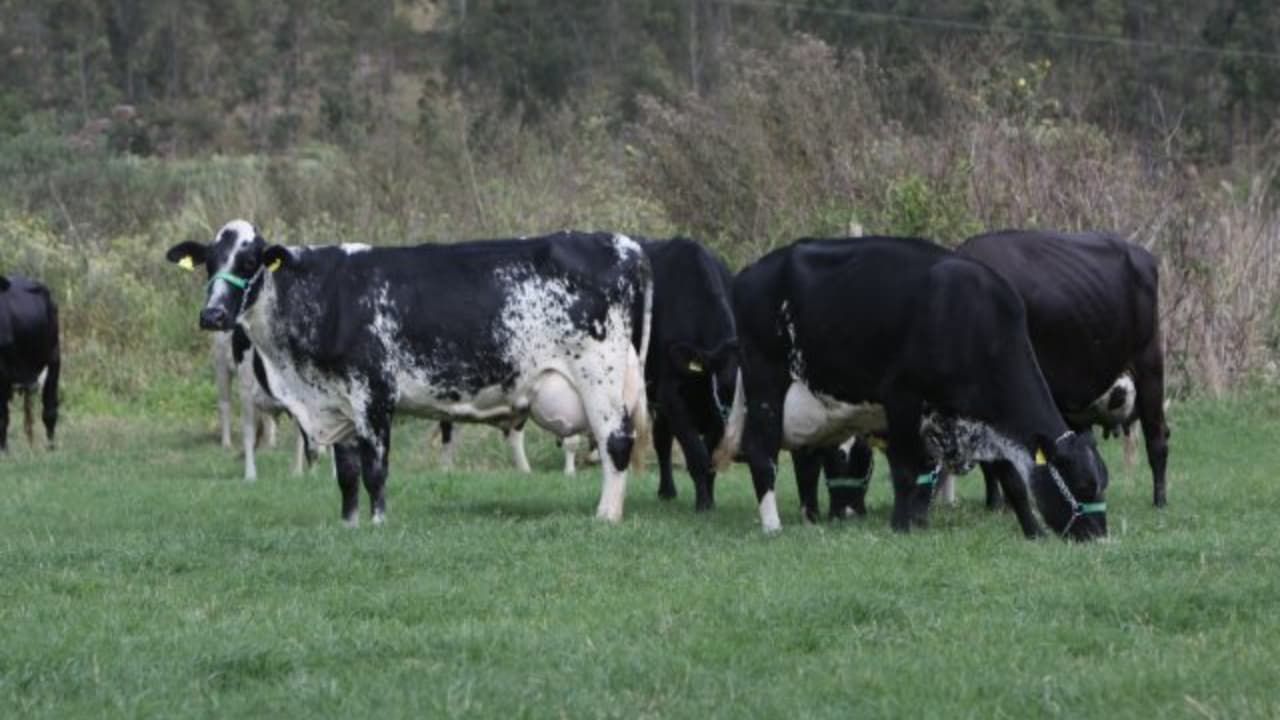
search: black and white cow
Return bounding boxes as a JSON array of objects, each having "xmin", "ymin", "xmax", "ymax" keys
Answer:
[
  {"xmin": 642, "ymin": 237, "xmax": 738, "ymax": 511},
  {"xmin": 432, "ymin": 237, "xmax": 737, "ymax": 513},
  {"xmin": 211, "ymin": 327, "xmax": 312, "ymax": 480},
  {"xmin": 716, "ymin": 236, "xmax": 1109, "ymax": 540},
  {"xmin": 0, "ymin": 274, "xmax": 60, "ymax": 453},
  {"xmin": 167, "ymin": 221, "xmax": 651, "ymax": 525},
  {"xmin": 957, "ymin": 230, "xmax": 1169, "ymax": 507}
]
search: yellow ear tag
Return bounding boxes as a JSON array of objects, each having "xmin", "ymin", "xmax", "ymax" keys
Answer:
[
  {"xmin": 687, "ymin": 359, "xmax": 704, "ymax": 373},
  {"xmin": 177, "ymin": 256, "xmax": 195, "ymax": 271},
  {"xmin": 267, "ymin": 258, "xmax": 282, "ymax": 273},
  {"xmin": 1034, "ymin": 449, "xmax": 1047, "ymax": 466}
]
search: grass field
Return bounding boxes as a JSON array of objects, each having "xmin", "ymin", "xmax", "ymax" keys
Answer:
[{"xmin": 2, "ymin": 390, "xmax": 1279, "ymax": 719}]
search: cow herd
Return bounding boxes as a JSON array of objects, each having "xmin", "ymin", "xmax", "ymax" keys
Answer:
[{"xmin": 0, "ymin": 220, "xmax": 1168, "ymax": 543}]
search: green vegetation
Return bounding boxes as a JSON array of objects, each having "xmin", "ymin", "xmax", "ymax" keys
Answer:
[{"xmin": 2, "ymin": 391, "xmax": 1278, "ymax": 718}]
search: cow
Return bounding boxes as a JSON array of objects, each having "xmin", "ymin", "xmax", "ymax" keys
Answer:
[
  {"xmin": 638, "ymin": 237, "xmax": 738, "ymax": 511},
  {"xmin": 212, "ymin": 328, "xmax": 313, "ymax": 480},
  {"xmin": 956, "ymin": 230, "xmax": 1169, "ymax": 507},
  {"xmin": 793, "ymin": 435, "xmax": 876, "ymax": 519},
  {"xmin": 715, "ymin": 236, "xmax": 1109, "ymax": 540},
  {"xmin": 0, "ymin": 274, "xmax": 60, "ymax": 454},
  {"xmin": 166, "ymin": 221, "xmax": 651, "ymax": 526},
  {"xmin": 436, "ymin": 237, "xmax": 738, "ymax": 511}
]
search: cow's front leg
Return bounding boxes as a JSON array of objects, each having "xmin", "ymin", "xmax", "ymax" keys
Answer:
[
  {"xmin": 666, "ymin": 400, "xmax": 717, "ymax": 512},
  {"xmin": 984, "ymin": 460, "xmax": 1042, "ymax": 538},
  {"xmin": 22, "ymin": 390, "xmax": 35, "ymax": 447},
  {"xmin": 885, "ymin": 397, "xmax": 932, "ymax": 532},
  {"xmin": 653, "ymin": 414, "xmax": 677, "ymax": 501},
  {"xmin": 791, "ymin": 447, "xmax": 822, "ymax": 523},
  {"xmin": 0, "ymin": 381, "xmax": 11, "ymax": 454},
  {"xmin": 334, "ymin": 441, "xmax": 362, "ymax": 527}
]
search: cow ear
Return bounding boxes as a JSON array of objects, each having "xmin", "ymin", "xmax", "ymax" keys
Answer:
[
  {"xmin": 0, "ymin": 275, "xmax": 9, "ymax": 292},
  {"xmin": 668, "ymin": 342, "xmax": 706, "ymax": 375},
  {"xmin": 262, "ymin": 245, "xmax": 296, "ymax": 273},
  {"xmin": 166, "ymin": 241, "xmax": 207, "ymax": 271}
]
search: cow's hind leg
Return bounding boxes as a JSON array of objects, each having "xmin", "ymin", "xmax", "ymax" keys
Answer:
[
  {"xmin": 884, "ymin": 396, "xmax": 935, "ymax": 533},
  {"xmin": 1134, "ymin": 336, "xmax": 1170, "ymax": 507},
  {"xmin": 580, "ymin": 348, "xmax": 646, "ymax": 523},
  {"xmin": 505, "ymin": 421, "xmax": 532, "ymax": 473},
  {"xmin": 40, "ymin": 356, "xmax": 59, "ymax": 450},
  {"xmin": 438, "ymin": 421, "xmax": 456, "ymax": 471},
  {"xmin": 334, "ymin": 441, "xmax": 362, "ymax": 527},
  {"xmin": 981, "ymin": 464, "xmax": 1005, "ymax": 510},
  {"xmin": 22, "ymin": 389, "xmax": 35, "ymax": 447},
  {"xmin": 740, "ymin": 364, "xmax": 786, "ymax": 533},
  {"xmin": 667, "ymin": 400, "xmax": 716, "ymax": 512},
  {"xmin": 654, "ymin": 414, "xmax": 677, "ymax": 501}
]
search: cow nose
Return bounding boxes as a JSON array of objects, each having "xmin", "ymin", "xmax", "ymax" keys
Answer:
[{"xmin": 199, "ymin": 307, "xmax": 229, "ymax": 330}]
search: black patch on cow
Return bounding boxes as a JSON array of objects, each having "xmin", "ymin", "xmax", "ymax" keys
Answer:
[{"xmin": 606, "ymin": 413, "xmax": 635, "ymax": 471}]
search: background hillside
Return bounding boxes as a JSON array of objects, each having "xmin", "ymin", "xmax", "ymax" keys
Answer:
[{"xmin": 1, "ymin": 0, "xmax": 1278, "ymax": 413}]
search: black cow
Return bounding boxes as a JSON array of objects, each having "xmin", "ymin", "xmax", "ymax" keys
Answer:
[
  {"xmin": 794, "ymin": 435, "xmax": 875, "ymax": 519},
  {"xmin": 715, "ymin": 236, "xmax": 1108, "ymax": 540},
  {"xmin": 958, "ymin": 230, "xmax": 1169, "ymax": 507},
  {"xmin": 167, "ymin": 221, "xmax": 651, "ymax": 526},
  {"xmin": 0, "ymin": 275, "xmax": 60, "ymax": 453},
  {"xmin": 643, "ymin": 237, "xmax": 738, "ymax": 511}
]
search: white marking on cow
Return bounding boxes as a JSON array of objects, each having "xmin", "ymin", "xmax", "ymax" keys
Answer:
[
  {"xmin": 506, "ymin": 426, "xmax": 532, "ymax": 473},
  {"xmin": 341, "ymin": 243, "xmax": 371, "ymax": 254},
  {"xmin": 781, "ymin": 380, "xmax": 887, "ymax": 449},
  {"xmin": 759, "ymin": 490, "xmax": 782, "ymax": 533}
]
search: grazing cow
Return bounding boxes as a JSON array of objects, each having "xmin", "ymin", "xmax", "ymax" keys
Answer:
[
  {"xmin": 716, "ymin": 236, "xmax": 1108, "ymax": 540},
  {"xmin": 0, "ymin": 275, "xmax": 60, "ymax": 453},
  {"xmin": 957, "ymin": 230, "xmax": 1169, "ymax": 507},
  {"xmin": 166, "ymin": 221, "xmax": 651, "ymax": 526},
  {"xmin": 642, "ymin": 238, "xmax": 738, "ymax": 511},
  {"xmin": 794, "ymin": 435, "xmax": 875, "ymax": 519},
  {"xmin": 213, "ymin": 328, "xmax": 312, "ymax": 480}
]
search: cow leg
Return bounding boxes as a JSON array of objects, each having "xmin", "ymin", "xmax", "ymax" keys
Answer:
[
  {"xmin": 667, "ymin": 399, "xmax": 717, "ymax": 512},
  {"xmin": 333, "ymin": 441, "xmax": 362, "ymax": 527},
  {"xmin": 654, "ymin": 414, "xmax": 677, "ymax": 500},
  {"xmin": 826, "ymin": 439, "xmax": 872, "ymax": 518},
  {"xmin": 0, "ymin": 381, "xmax": 10, "ymax": 454},
  {"xmin": 290, "ymin": 422, "xmax": 307, "ymax": 476},
  {"xmin": 578, "ymin": 349, "xmax": 645, "ymax": 524},
  {"xmin": 214, "ymin": 347, "xmax": 233, "ymax": 449},
  {"xmin": 561, "ymin": 434, "xmax": 579, "ymax": 476},
  {"xmin": 1133, "ymin": 337, "xmax": 1170, "ymax": 507},
  {"xmin": 40, "ymin": 356, "xmax": 59, "ymax": 450},
  {"xmin": 986, "ymin": 461, "xmax": 1042, "ymax": 538},
  {"xmin": 263, "ymin": 413, "xmax": 279, "ymax": 449},
  {"xmin": 980, "ymin": 465, "xmax": 1005, "ymax": 510},
  {"xmin": 240, "ymin": 394, "xmax": 258, "ymax": 482},
  {"xmin": 22, "ymin": 389, "xmax": 35, "ymax": 448},
  {"xmin": 884, "ymin": 397, "xmax": 933, "ymax": 533},
  {"xmin": 438, "ymin": 421, "xmax": 456, "ymax": 471},
  {"xmin": 505, "ymin": 421, "xmax": 532, "ymax": 473},
  {"xmin": 740, "ymin": 366, "xmax": 786, "ymax": 533},
  {"xmin": 791, "ymin": 448, "xmax": 822, "ymax": 523}
]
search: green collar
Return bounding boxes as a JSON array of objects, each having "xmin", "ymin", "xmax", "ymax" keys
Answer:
[
  {"xmin": 208, "ymin": 270, "xmax": 249, "ymax": 291},
  {"xmin": 1078, "ymin": 501, "xmax": 1106, "ymax": 514}
]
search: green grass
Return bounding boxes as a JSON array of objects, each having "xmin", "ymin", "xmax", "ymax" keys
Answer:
[{"xmin": 2, "ymin": 391, "xmax": 1280, "ymax": 718}]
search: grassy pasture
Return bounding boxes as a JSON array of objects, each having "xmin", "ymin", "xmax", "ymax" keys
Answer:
[{"xmin": 2, "ymin": 392, "xmax": 1279, "ymax": 719}]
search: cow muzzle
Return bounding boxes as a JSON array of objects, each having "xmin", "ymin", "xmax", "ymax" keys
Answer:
[{"xmin": 199, "ymin": 306, "xmax": 232, "ymax": 331}]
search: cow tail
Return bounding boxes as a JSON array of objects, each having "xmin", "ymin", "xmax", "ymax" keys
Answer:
[
  {"xmin": 628, "ymin": 269, "xmax": 654, "ymax": 472},
  {"xmin": 711, "ymin": 369, "xmax": 745, "ymax": 472}
]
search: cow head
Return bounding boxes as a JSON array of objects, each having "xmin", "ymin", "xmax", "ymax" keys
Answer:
[
  {"xmin": 166, "ymin": 220, "xmax": 285, "ymax": 331},
  {"xmin": 669, "ymin": 339, "xmax": 739, "ymax": 439},
  {"xmin": 1032, "ymin": 430, "xmax": 1109, "ymax": 540}
]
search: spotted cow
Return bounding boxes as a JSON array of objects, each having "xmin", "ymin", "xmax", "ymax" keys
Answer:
[{"xmin": 167, "ymin": 221, "xmax": 651, "ymax": 525}]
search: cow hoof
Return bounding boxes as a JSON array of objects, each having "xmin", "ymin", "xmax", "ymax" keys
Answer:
[
  {"xmin": 694, "ymin": 500, "xmax": 715, "ymax": 513},
  {"xmin": 342, "ymin": 516, "xmax": 359, "ymax": 529},
  {"xmin": 595, "ymin": 506, "xmax": 623, "ymax": 524},
  {"xmin": 658, "ymin": 488, "xmax": 677, "ymax": 501},
  {"xmin": 372, "ymin": 512, "xmax": 386, "ymax": 526},
  {"xmin": 1153, "ymin": 493, "xmax": 1167, "ymax": 508}
]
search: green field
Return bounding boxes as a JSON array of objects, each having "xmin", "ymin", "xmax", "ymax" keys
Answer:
[{"xmin": 2, "ymin": 391, "xmax": 1279, "ymax": 719}]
